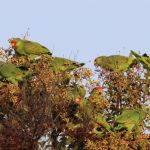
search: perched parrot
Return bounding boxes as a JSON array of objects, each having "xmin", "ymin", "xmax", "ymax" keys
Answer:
[
  {"xmin": 0, "ymin": 60, "xmax": 31, "ymax": 84},
  {"xmin": 78, "ymin": 86, "xmax": 104, "ymax": 117},
  {"xmin": 88, "ymin": 87, "xmax": 114, "ymax": 135},
  {"xmin": 88, "ymin": 86, "xmax": 110, "ymax": 113},
  {"xmin": 50, "ymin": 57, "xmax": 85, "ymax": 84},
  {"xmin": 88, "ymin": 86, "xmax": 103, "ymax": 101},
  {"xmin": 76, "ymin": 86, "xmax": 114, "ymax": 136},
  {"xmin": 8, "ymin": 38, "xmax": 52, "ymax": 56},
  {"xmin": 66, "ymin": 86, "xmax": 114, "ymax": 137},
  {"xmin": 50, "ymin": 57, "xmax": 85, "ymax": 72},
  {"xmin": 130, "ymin": 50, "xmax": 150, "ymax": 69},
  {"xmin": 94, "ymin": 55, "xmax": 135, "ymax": 72},
  {"xmin": 77, "ymin": 86, "xmax": 103, "ymax": 113},
  {"xmin": 114, "ymin": 108, "xmax": 146, "ymax": 132}
]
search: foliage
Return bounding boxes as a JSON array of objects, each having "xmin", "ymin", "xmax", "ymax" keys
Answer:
[{"xmin": 0, "ymin": 45, "xmax": 149, "ymax": 150}]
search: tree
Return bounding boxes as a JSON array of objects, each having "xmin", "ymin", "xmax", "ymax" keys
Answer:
[{"xmin": 0, "ymin": 46, "xmax": 149, "ymax": 150}]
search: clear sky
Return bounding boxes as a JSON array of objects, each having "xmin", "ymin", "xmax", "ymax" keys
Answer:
[{"xmin": 0, "ymin": 0, "xmax": 150, "ymax": 68}]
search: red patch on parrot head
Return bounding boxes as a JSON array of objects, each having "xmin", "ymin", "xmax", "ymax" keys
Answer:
[
  {"xmin": 96, "ymin": 86, "xmax": 103, "ymax": 93},
  {"xmin": 9, "ymin": 39, "xmax": 17, "ymax": 48}
]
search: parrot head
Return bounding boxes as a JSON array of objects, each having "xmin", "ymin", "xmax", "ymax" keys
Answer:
[
  {"xmin": 8, "ymin": 38, "xmax": 21, "ymax": 48},
  {"xmin": 90, "ymin": 86, "xmax": 103, "ymax": 96},
  {"xmin": 94, "ymin": 56, "xmax": 106, "ymax": 67},
  {"xmin": 95, "ymin": 86, "xmax": 103, "ymax": 93}
]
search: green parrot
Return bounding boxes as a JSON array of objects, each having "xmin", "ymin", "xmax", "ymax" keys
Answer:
[
  {"xmin": 88, "ymin": 86, "xmax": 110, "ymax": 113},
  {"xmin": 94, "ymin": 55, "xmax": 135, "ymax": 72},
  {"xmin": 78, "ymin": 86, "xmax": 105, "ymax": 118},
  {"xmin": 8, "ymin": 38, "xmax": 52, "ymax": 56},
  {"xmin": 77, "ymin": 86, "xmax": 103, "ymax": 116},
  {"xmin": 66, "ymin": 86, "xmax": 114, "ymax": 138},
  {"xmin": 88, "ymin": 87, "xmax": 114, "ymax": 135},
  {"xmin": 76, "ymin": 87, "xmax": 114, "ymax": 135},
  {"xmin": 0, "ymin": 60, "xmax": 31, "ymax": 84},
  {"xmin": 114, "ymin": 108, "xmax": 146, "ymax": 132},
  {"xmin": 50, "ymin": 57, "xmax": 85, "ymax": 72},
  {"xmin": 49, "ymin": 57, "xmax": 85, "ymax": 84},
  {"xmin": 88, "ymin": 86, "xmax": 103, "ymax": 101},
  {"xmin": 130, "ymin": 50, "xmax": 150, "ymax": 69}
]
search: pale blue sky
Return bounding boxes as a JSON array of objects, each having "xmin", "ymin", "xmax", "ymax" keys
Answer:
[{"xmin": 0, "ymin": 0, "xmax": 150, "ymax": 68}]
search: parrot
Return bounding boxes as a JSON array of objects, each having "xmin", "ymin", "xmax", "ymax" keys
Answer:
[
  {"xmin": 94, "ymin": 55, "xmax": 135, "ymax": 72},
  {"xmin": 0, "ymin": 60, "xmax": 31, "ymax": 84},
  {"xmin": 66, "ymin": 86, "xmax": 114, "ymax": 138},
  {"xmin": 75, "ymin": 86, "xmax": 114, "ymax": 136},
  {"xmin": 78, "ymin": 86, "xmax": 105, "ymax": 117},
  {"xmin": 88, "ymin": 86, "xmax": 103, "ymax": 101},
  {"xmin": 8, "ymin": 38, "xmax": 52, "ymax": 56},
  {"xmin": 88, "ymin": 87, "xmax": 114, "ymax": 135},
  {"xmin": 114, "ymin": 108, "xmax": 146, "ymax": 132},
  {"xmin": 88, "ymin": 86, "xmax": 110, "ymax": 113},
  {"xmin": 49, "ymin": 57, "xmax": 85, "ymax": 84},
  {"xmin": 130, "ymin": 50, "xmax": 150, "ymax": 69},
  {"xmin": 50, "ymin": 57, "xmax": 85, "ymax": 72},
  {"xmin": 77, "ymin": 86, "xmax": 103, "ymax": 114},
  {"xmin": 74, "ymin": 87, "xmax": 101, "ymax": 121}
]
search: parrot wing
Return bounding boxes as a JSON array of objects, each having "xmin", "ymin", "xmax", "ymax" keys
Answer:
[
  {"xmin": 23, "ymin": 40, "xmax": 51, "ymax": 55},
  {"xmin": 115, "ymin": 110, "xmax": 140, "ymax": 124},
  {"xmin": 94, "ymin": 55, "xmax": 134, "ymax": 72},
  {"xmin": 50, "ymin": 57, "xmax": 85, "ymax": 72},
  {"xmin": 114, "ymin": 109, "xmax": 146, "ymax": 132},
  {"xmin": 0, "ymin": 61, "xmax": 31, "ymax": 84}
]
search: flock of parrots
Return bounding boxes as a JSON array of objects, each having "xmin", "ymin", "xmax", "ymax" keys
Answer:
[
  {"xmin": 0, "ymin": 37, "xmax": 149, "ymax": 84},
  {"xmin": 0, "ymin": 38, "xmax": 149, "ymax": 136}
]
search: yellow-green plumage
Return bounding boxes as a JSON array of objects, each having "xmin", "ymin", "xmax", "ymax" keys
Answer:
[
  {"xmin": 9, "ymin": 38, "xmax": 52, "ymax": 56},
  {"xmin": 49, "ymin": 57, "xmax": 85, "ymax": 84},
  {"xmin": 114, "ymin": 108, "xmax": 146, "ymax": 132},
  {"xmin": 0, "ymin": 60, "xmax": 30, "ymax": 84},
  {"xmin": 94, "ymin": 55, "xmax": 135, "ymax": 72},
  {"xmin": 50, "ymin": 57, "xmax": 85, "ymax": 72}
]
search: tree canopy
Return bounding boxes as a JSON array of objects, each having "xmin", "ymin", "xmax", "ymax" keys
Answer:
[{"xmin": 0, "ymin": 39, "xmax": 149, "ymax": 150}]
